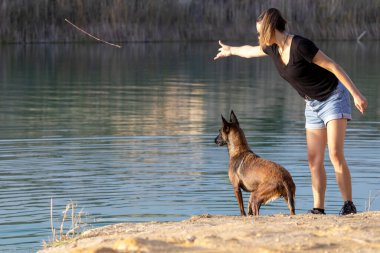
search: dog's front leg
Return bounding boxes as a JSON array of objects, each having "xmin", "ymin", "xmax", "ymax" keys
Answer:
[
  {"xmin": 248, "ymin": 193, "xmax": 254, "ymax": 216},
  {"xmin": 234, "ymin": 187, "xmax": 246, "ymax": 216}
]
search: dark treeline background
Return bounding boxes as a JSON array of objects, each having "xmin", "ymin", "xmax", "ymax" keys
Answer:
[{"xmin": 1, "ymin": 0, "xmax": 379, "ymax": 43}]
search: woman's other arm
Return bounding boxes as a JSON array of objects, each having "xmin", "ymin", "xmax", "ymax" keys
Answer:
[{"xmin": 312, "ymin": 50, "xmax": 368, "ymax": 114}]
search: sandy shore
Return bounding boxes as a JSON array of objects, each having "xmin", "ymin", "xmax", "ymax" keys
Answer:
[{"xmin": 39, "ymin": 211, "xmax": 380, "ymax": 253}]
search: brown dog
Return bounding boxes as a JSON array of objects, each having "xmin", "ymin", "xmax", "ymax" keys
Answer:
[{"xmin": 215, "ymin": 111, "xmax": 296, "ymax": 216}]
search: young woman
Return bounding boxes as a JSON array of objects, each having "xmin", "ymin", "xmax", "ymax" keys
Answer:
[{"xmin": 214, "ymin": 8, "xmax": 368, "ymax": 215}]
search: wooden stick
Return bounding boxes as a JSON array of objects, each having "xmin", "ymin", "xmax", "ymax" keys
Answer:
[{"xmin": 65, "ymin": 18, "xmax": 122, "ymax": 48}]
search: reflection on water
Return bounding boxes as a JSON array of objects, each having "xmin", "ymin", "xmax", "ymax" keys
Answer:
[{"xmin": 0, "ymin": 41, "xmax": 379, "ymax": 252}]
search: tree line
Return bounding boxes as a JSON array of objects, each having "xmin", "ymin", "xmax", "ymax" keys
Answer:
[{"xmin": 1, "ymin": 0, "xmax": 379, "ymax": 43}]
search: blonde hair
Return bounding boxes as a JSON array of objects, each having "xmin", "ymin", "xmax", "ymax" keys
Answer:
[{"xmin": 257, "ymin": 8, "xmax": 287, "ymax": 48}]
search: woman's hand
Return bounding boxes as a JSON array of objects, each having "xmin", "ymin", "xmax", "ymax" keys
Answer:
[
  {"xmin": 214, "ymin": 41, "xmax": 266, "ymax": 59},
  {"xmin": 214, "ymin": 40, "xmax": 232, "ymax": 60},
  {"xmin": 353, "ymin": 93, "xmax": 368, "ymax": 114}
]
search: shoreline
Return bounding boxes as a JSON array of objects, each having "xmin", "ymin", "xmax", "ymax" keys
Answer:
[{"xmin": 39, "ymin": 211, "xmax": 380, "ymax": 253}]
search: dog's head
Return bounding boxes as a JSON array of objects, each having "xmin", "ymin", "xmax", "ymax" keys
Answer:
[{"xmin": 214, "ymin": 110, "xmax": 240, "ymax": 146}]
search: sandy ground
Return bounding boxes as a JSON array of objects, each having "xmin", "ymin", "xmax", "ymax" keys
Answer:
[{"xmin": 39, "ymin": 211, "xmax": 380, "ymax": 253}]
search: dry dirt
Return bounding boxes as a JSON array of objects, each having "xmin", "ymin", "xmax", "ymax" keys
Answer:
[{"xmin": 39, "ymin": 211, "xmax": 380, "ymax": 253}]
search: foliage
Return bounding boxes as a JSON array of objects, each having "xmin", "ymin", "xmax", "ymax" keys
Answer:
[{"xmin": 1, "ymin": 0, "xmax": 379, "ymax": 43}]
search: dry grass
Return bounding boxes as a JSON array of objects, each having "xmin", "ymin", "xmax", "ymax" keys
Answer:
[
  {"xmin": 0, "ymin": 0, "xmax": 380, "ymax": 43},
  {"xmin": 365, "ymin": 190, "xmax": 380, "ymax": 212},
  {"xmin": 42, "ymin": 199, "xmax": 88, "ymax": 249}
]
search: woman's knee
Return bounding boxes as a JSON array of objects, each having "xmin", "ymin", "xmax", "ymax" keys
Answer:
[
  {"xmin": 308, "ymin": 151, "xmax": 324, "ymax": 169},
  {"xmin": 328, "ymin": 148, "xmax": 345, "ymax": 167}
]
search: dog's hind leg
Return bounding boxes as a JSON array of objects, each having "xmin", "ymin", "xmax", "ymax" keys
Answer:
[
  {"xmin": 254, "ymin": 199, "xmax": 262, "ymax": 216},
  {"xmin": 283, "ymin": 182, "xmax": 296, "ymax": 215},
  {"xmin": 248, "ymin": 193, "xmax": 262, "ymax": 216}
]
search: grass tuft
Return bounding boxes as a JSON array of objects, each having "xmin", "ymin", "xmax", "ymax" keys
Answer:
[
  {"xmin": 42, "ymin": 198, "xmax": 89, "ymax": 249},
  {"xmin": 365, "ymin": 190, "xmax": 380, "ymax": 212}
]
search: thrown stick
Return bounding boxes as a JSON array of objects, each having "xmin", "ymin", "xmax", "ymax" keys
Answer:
[{"xmin": 65, "ymin": 18, "xmax": 122, "ymax": 48}]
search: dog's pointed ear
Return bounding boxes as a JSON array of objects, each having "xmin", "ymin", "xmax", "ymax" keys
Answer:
[
  {"xmin": 221, "ymin": 114, "xmax": 228, "ymax": 126},
  {"xmin": 230, "ymin": 110, "xmax": 239, "ymax": 125}
]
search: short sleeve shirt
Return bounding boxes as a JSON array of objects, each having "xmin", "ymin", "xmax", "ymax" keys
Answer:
[{"xmin": 263, "ymin": 35, "xmax": 338, "ymax": 100}]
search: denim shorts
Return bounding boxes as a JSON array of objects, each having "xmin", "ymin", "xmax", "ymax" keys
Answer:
[{"xmin": 305, "ymin": 82, "xmax": 352, "ymax": 129}]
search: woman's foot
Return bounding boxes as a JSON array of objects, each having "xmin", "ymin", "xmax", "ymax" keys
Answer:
[
  {"xmin": 308, "ymin": 208, "xmax": 326, "ymax": 215},
  {"xmin": 339, "ymin": 200, "xmax": 357, "ymax": 215}
]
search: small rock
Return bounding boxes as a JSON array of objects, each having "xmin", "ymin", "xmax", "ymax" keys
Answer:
[{"xmin": 186, "ymin": 235, "xmax": 196, "ymax": 243}]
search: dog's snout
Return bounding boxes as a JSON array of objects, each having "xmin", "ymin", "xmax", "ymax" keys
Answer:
[
  {"xmin": 215, "ymin": 132, "xmax": 226, "ymax": 146},
  {"xmin": 214, "ymin": 134, "xmax": 220, "ymax": 145}
]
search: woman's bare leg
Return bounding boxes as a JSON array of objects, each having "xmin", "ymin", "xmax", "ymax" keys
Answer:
[
  {"xmin": 326, "ymin": 119, "xmax": 352, "ymax": 201},
  {"xmin": 306, "ymin": 128, "xmax": 328, "ymax": 209}
]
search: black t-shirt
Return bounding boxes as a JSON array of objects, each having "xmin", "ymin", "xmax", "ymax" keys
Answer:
[{"xmin": 263, "ymin": 35, "xmax": 338, "ymax": 100}]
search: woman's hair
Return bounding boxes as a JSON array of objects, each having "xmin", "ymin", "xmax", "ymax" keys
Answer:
[{"xmin": 256, "ymin": 8, "xmax": 287, "ymax": 48}]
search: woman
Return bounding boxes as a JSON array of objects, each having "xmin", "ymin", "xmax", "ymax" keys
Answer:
[{"xmin": 214, "ymin": 8, "xmax": 368, "ymax": 215}]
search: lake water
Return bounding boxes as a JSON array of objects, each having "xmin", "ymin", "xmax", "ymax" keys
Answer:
[{"xmin": 0, "ymin": 41, "xmax": 379, "ymax": 252}]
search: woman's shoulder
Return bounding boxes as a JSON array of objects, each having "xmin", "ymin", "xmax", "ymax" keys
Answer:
[
  {"xmin": 292, "ymin": 35, "xmax": 319, "ymax": 62},
  {"xmin": 293, "ymin": 34, "xmax": 315, "ymax": 49},
  {"xmin": 292, "ymin": 35, "xmax": 315, "ymax": 47}
]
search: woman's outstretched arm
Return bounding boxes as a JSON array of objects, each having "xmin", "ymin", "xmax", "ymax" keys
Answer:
[{"xmin": 214, "ymin": 40, "xmax": 267, "ymax": 60}]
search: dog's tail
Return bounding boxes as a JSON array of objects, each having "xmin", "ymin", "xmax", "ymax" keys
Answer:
[{"xmin": 284, "ymin": 180, "xmax": 296, "ymax": 215}]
